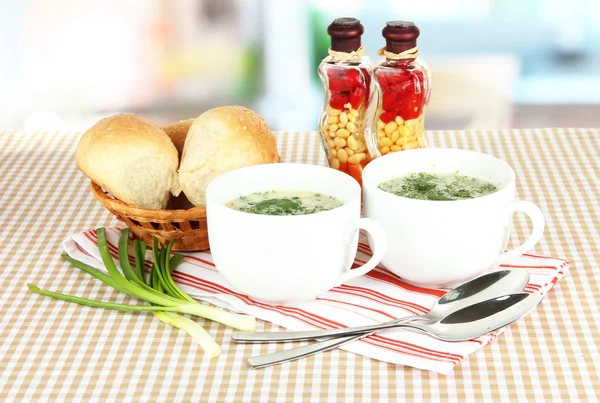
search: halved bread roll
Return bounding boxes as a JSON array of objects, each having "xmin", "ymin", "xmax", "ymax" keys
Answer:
[
  {"xmin": 179, "ymin": 106, "xmax": 280, "ymax": 206},
  {"xmin": 76, "ymin": 114, "xmax": 180, "ymax": 210}
]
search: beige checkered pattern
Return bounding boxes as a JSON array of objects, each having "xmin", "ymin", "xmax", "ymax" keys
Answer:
[{"xmin": 0, "ymin": 128, "xmax": 598, "ymax": 402}]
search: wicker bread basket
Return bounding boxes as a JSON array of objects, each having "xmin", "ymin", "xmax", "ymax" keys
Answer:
[{"xmin": 90, "ymin": 181, "xmax": 209, "ymax": 251}]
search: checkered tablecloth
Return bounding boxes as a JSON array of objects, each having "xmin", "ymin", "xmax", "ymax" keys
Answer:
[{"xmin": 1, "ymin": 129, "xmax": 599, "ymax": 402}]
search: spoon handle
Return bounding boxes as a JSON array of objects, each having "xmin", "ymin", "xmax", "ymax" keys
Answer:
[
  {"xmin": 232, "ymin": 314, "xmax": 428, "ymax": 342},
  {"xmin": 247, "ymin": 333, "xmax": 365, "ymax": 369},
  {"xmin": 246, "ymin": 321, "xmax": 443, "ymax": 369}
]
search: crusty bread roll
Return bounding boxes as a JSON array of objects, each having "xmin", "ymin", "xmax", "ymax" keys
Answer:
[
  {"xmin": 76, "ymin": 114, "xmax": 181, "ymax": 210},
  {"xmin": 161, "ymin": 118, "xmax": 194, "ymax": 156},
  {"xmin": 179, "ymin": 106, "xmax": 280, "ymax": 206}
]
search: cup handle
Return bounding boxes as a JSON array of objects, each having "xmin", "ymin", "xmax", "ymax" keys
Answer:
[
  {"xmin": 492, "ymin": 200, "xmax": 545, "ymax": 267},
  {"xmin": 336, "ymin": 218, "xmax": 387, "ymax": 285}
]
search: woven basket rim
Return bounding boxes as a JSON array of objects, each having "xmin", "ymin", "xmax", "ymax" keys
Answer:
[{"xmin": 90, "ymin": 181, "xmax": 206, "ymax": 220}]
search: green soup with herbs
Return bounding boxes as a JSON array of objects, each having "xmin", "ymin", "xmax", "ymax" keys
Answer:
[
  {"xmin": 379, "ymin": 172, "xmax": 498, "ymax": 201},
  {"xmin": 226, "ymin": 190, "xmax": 343, "ymax": 216}
]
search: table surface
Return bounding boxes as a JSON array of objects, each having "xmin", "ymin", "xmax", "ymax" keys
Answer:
[{"xmin": 0, "ymin": 129, "xmax": 599, "ymax": 402}]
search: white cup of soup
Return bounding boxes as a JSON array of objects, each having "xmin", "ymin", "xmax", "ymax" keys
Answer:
[
  {"xmin": 362, "ymin": 148, "xmax": 545, "ymax": 288},
  {"xmin": 205, "ymin": 163, "xmax": 387, "ymax": 305}
]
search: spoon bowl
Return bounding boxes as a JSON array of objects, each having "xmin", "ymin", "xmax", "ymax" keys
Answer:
[{"xmin": 393, "ymin": 293, "xmax": 543, "ymax": 342}]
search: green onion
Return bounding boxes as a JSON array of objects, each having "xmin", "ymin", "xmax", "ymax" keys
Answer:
[
  {"xmin": 27, "ymin": 227, "xmax": 256, "ymax": 358},
  {"xmin": 133, "ymin": 239, "xmax": 147, "ymax": 283},
  {"xmin": 27, "ymin": 284, "xmax": 183, "ymax": 313}
]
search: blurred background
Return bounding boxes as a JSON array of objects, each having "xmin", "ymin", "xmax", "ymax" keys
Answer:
[{"xmin": 1, "ymin": 0, "xmax": 599, "ymax": 132}]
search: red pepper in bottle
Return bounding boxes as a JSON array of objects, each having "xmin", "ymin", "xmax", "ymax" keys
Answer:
[
  {"xmin": 317, "ymin": 18, "xmax": 380, "ymax": 185},
  {"xmin": 374, "ymin": 21, "xmax": 431, "ymax": 155}
]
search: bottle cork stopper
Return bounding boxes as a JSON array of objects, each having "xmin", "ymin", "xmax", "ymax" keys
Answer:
[
  {"xmin": 327, "ymin": 18, "xmax": 364, "ymax": 53},
  {"xmin": 382, "ymin": 21, "xmax": 420, "ymax": 54}
]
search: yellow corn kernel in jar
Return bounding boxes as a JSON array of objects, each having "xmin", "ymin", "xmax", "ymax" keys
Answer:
[
  {"xmin": 353, "ymin": 139, "xmax": 364, "ymax": 151},
  {"xmin": 391, "ymin": 130, "xmax": 400, "ymax": 143},
  {"xmin": 346, "ymin": 136, "xmax": 356, "ymax": 150},
  {"xmin": 337, "ymin": 148, "xmax": 348, "ymax": 163},
  {"xmin": 379, "ymin": 137, "xmax": 393, "ymax": 147},
  {"xmin": 328, "ymin": 108, "xmax": 342, "ymax": 116},
  {"xmin": 380, "ymin": 146, "xmax": 390, "ymax": 155},
  {"xmin": 398, "ymin": 125, "xmax": 410, "ymax": 138},
  {"xmin": 327, "ymin": 139, "xmax": 335, "ymax": 148},
  {"xmin": 377, "ymin": 130, "xmax": 386, "ymax": 139},
  {"xmin": 330, "ymin": 148, "xmax": 337, "ymax": 158},
  {"xmin": 329, "ymin": 123, "xmax": 338, "ymax": 132},
  {"xmin": 333, "ymin": 137, "xmax": 346, "ymax": 148},
  {"xmin": 394, "ymin": 115, "xmax": 404, "ymax": 126},
  {"xmin": 331, "ymin": 157, "xmax": 340, "ymax": 169},
  {"xmin": 348, "ymin": 153, "xmax": 366, "ymax": 164},
  {"xmin": 377, "ymin": 120, "xmax": 385, "ymax": 129},
  {"xmin": 339, "ymin": 112, "xmax": 348, "ymax": 125},
  {"xmin": 349, "ymin": 108, "xmax": 359, "ymax": 118},
  {"xmin": 384, "ymin": 121, "xmax": 397, "ymax": 135},
  {"xmin": 328, "ymin": 115, "xmax": 339, "ymax": 124},
  {"xmin": 390, "ymin": 145, "xmax": 402, "ymax": 152},
  {"xmin": 336, "ymin": 128, "xmax": 350, "ymax": 139},
  {"xmin": 405, "ymin": 118, "xmax": 418, "ymax": 129},
  {"xmin": 396, "ymin": 136, "xmax": 407, "ymax": 146},
  {"xmin": 348, "ymin": 113, "xmax": 356, "ymax": 124},
  {"xmin": 344, "ymin": 146, "xmax": 355, "ymax": 156},
  {"xmin": 404, "ymin": 141, "xmax": 418, "ymax": 150},
  {"xmin": 346, "ymin": 122, "xmax": 356, "ymax": 133}
]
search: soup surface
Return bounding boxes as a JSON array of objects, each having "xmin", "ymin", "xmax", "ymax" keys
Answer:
[
  {"xmin": 379, "ymin": 172, "xmax": 498, "ymax": 201},
  {"xmin": 226, "ymin": 190, "xmax": 343, "ymax": 216}
]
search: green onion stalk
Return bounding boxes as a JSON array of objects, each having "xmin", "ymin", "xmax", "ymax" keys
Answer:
[{"xmin": 28, "ymin": 228, "xmax": 256, "ymax": 358}]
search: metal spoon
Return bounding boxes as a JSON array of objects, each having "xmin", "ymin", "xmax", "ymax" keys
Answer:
[
  {"xmin": 247, "ymin": 292, "xmax": 543, "ymax": 369},
  {"xmin": 233, "ymin": 269, "xmax": 530, "ymax": 343}
]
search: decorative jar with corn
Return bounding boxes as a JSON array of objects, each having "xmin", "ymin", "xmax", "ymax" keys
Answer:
[
  {"xmin": 317, "ymin": 18, "xmax": 380, "ymax": 185},
  {"xmin": 373, "ymin": 21, "xmax": 432, "ymax": 155}
]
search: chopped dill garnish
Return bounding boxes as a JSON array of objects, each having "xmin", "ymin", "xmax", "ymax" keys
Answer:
[{"xmin": 379, "ymin": 172, "xmax": 498, "ymax": 201}]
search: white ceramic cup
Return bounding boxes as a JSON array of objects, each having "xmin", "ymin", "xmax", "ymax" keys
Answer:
[
  {"xmin": 205, "ymin": 163, "xmax": 387, "ymax": 305},
  {"xmin": 362, "ymin": 148, "xmax": 545, "ymax": 288}
]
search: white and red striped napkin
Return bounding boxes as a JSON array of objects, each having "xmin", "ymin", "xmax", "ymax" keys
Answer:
[{"xmin": 63, "ymin": 227, "xmax": 569, "ymax": 374}]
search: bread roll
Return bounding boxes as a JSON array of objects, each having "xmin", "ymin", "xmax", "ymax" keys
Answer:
[
  {"xmin": 161, "ymin": 118, "xmax": 194, "ymax": 156},
  {"xmin": 179, "ymin": 106, "xmax": 280, "ymax": 206},
  {"xmin": 76, "ymin": 114, "xmax": 181, "ymax": 210}
]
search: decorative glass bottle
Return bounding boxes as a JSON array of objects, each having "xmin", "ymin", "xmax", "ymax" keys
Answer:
[
  {"xmin": 317, "ymin": 18, "xmax": 380, "ymax": 185},
  {"xmin": 373, "ymin": 21, "xmax": 432, "ymax": 155}
]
